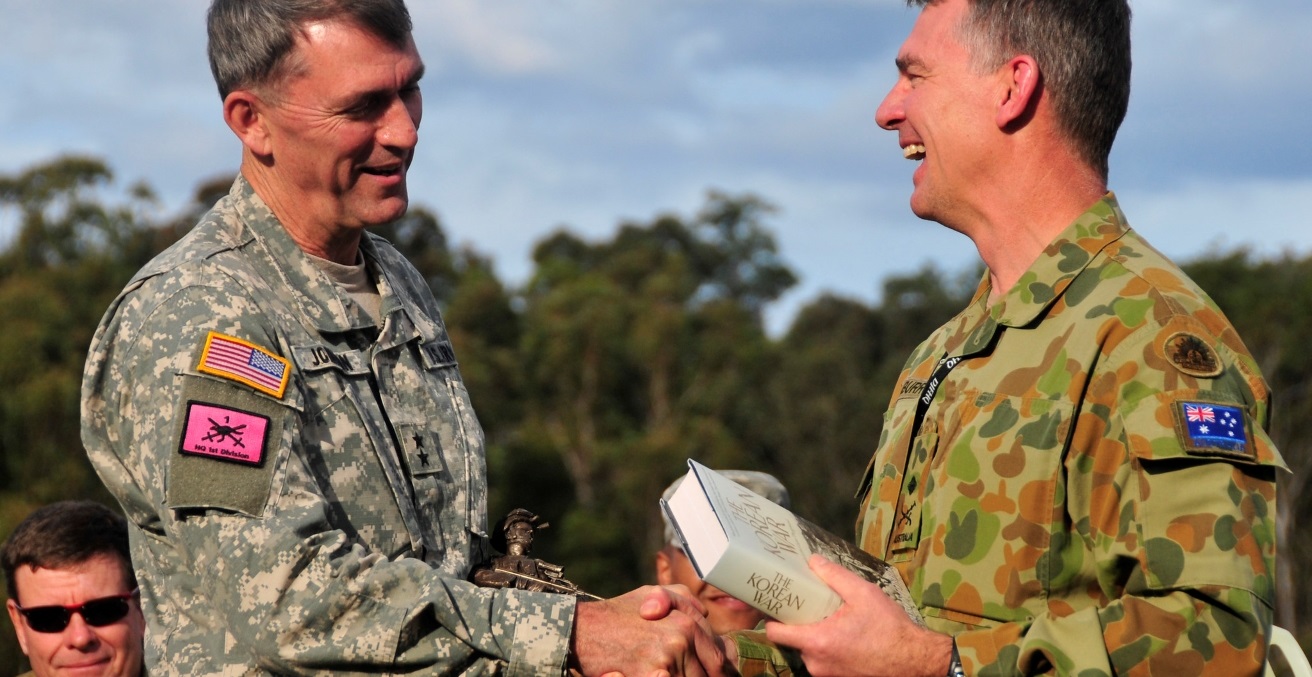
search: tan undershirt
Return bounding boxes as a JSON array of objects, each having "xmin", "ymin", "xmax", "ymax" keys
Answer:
[{"xmin": 307, "ymin": 252, "xmax": 382, "ymax": 326}]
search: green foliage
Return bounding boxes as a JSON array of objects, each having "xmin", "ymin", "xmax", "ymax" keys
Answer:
[
  {"xmin": 0, "ymin": 156, "xmax": 187, "ymax": 670},
  {"xmin": 1, "ymin": 157, "xmax": 1309, "ymax": 662},
  {"xmin": 508, "ymin": 193, "xmax": 796, "ymax": 582},
  {"xmin": 692, "ymin": 191, "xmax": 798, "ymax": 317},
  {"xmin": 0, "ymin": 157, "xmax": 169, "ymax": 507}
]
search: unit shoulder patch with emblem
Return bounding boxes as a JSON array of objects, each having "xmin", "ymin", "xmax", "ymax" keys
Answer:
[
  {"xmin": 167, "ymin": 375, "xmax": 289, "ymax": 517},
  {"xmin": 179, "ymin": 401, "xmax": 270, "ymax": 466}
]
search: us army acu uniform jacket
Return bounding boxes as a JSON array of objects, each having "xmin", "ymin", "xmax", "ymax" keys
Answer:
[
  {"xmin": 736, "ymin": 195, "xmax": 1284, "ymax": 677},
  {"xmin": 82, "ymin": 178, "xmax": 575, "ymax": 675}
]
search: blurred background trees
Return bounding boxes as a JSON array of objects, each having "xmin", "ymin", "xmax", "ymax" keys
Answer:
[{"xmin": 1, "ymin": 155, "xmax": 1308, "ymax": 668}]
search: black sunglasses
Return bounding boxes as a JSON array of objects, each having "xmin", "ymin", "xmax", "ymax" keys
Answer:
[{"xmin": 13, "ymin": 589, "xmax": 138, "ymax": 633}]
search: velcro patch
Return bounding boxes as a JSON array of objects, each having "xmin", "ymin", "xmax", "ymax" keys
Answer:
[
  {"xmin": 1176, "ymin": 401, "xmax": 1251, "ymax": 457},
  {"xmin": 197, "ymin": 332, "xmax": 291, "ymax": 399},
  {"xmin": 168, "ymin": 376, "xmax": 287, "ymax": 518},
  {"xmin": 179, "ymin": 402, "xmax": 270, "ymax": 466}
]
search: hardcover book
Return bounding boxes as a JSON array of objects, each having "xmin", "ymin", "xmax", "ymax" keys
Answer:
[{"xmin": 660, "ymin": 459, "xmax": 923, "ymax": 626}]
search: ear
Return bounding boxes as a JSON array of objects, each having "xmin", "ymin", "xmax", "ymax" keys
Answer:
[
  {"xmin": 996, "ymin": 54, "xmax": 1040, "ymax": 129},
  {"xmin": 223, "ymin": 89, "xmax": 274, "ymax": 158},
  {"xmin": 6, "ymin": 599, "xmax": 30, "ymax": 655},
  {"xmin": 654, "ymin": 548, "xmax": 674, "ymax": 585}
]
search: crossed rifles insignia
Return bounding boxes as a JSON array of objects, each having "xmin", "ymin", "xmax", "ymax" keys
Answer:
[
  {"xmin": 898, "ymin": 501, "xmax": 916, "ymax": 528},
  {"xmin": 203, "ymin": 415, "xmax": 246, "ymax": 448}
]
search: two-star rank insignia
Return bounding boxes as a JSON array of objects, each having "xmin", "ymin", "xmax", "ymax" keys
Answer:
[
  {"xmin": 413, "ymin": 433, "xmax": 432, "ymax": 468},
  {"xmin": 402, "ymin": 429, "xmax": 443, "ymax": 477}
]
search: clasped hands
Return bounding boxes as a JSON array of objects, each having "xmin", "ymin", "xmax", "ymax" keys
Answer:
[
  {"xmin": 569, "ymin": 556, "xmax": 949, "ymax": 677},
  {"xmin": 569, "ymin": 584, "xmax": 735, "ymax": 677}
]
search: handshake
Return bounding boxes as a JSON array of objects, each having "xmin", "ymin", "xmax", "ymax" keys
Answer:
[
  {"xmin": 473, "ymin": 502, "xmax": 943, "ymax": 677},
  {"xmin": 471, "ymin": 508, "xmax": 738, "ymax": 677},
  {"xmin": 569, "ymin": 584, "xmax": 738, "ymax": 677}
]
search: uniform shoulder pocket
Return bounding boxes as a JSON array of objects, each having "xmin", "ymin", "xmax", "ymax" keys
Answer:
[
  {"xmin": 1120, "ymin": 391, "xmax": 1283, "ymax": 595},
  {"xmin": 166, "ymin": 374, "xmax": 297, "ymax": 518}
]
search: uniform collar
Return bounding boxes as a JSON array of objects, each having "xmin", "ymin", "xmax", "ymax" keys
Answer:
[
  {"xmin": 232, "ymin": 176, "xmax": 421, "ymax": 338},
  {"xmin": 947, "ymin": 193, "xmax": 1130, "ymax": 357}
]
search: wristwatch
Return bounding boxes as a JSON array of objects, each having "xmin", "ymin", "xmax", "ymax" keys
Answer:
[{"xmin": 947, "ymin": 638, "xmax": 965, "ymax": 677}]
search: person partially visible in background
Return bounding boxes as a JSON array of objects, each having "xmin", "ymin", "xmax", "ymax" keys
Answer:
[
  {"xmin": 3, "ymin": 501, "xmax": 144, "ymax": 677},
  {"xmin": 656, "ymin": 470, "xmax": 792, "ymax": 635}
]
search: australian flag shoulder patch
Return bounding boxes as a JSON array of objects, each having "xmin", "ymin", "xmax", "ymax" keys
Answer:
[{"xmin": 1176, "ymin": 400, "xmax": 1252, "ymax": 458}]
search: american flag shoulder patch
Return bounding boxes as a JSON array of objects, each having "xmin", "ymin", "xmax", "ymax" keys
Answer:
[
  {"xmin": 1176, "ymin": 400, "xmax": 1251, "ymax": 458},
  {"xmin": 197, "ymin": 332, "xmax": 291, "ymax": 399}
]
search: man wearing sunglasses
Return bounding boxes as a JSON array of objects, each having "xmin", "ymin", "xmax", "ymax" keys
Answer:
[{"xmin": 3, "ymin": 501, "xmax": 144, "ymax": 677}]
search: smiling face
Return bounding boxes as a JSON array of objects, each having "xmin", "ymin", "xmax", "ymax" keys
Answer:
[
  {"xmin": 5, "ymin": 555, "xmax": 144, "ymax": 677},
  {"xmin": 655, "ymin": 545, "xmax": 766, "ymax": 635},
  {"xmin": 874, "ymin": 0, "xmax": 1002, "ymax": 230},
  {"xmin": 239, "ymin": 18, "xmax": 424, "ymax": 254}
]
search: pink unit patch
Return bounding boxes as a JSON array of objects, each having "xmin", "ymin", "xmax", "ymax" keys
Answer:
[{"xmin": 180, "ymin": 402, "xmax": 270, "ymax": 466}]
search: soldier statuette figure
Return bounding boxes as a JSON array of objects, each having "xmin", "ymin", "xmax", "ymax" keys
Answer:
[{"xmin": 471, "ymin": 509, "xmax": 598, "ymax": 600}]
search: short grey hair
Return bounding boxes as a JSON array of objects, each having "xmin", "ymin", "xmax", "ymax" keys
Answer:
[
  {"xmin": 207, "ymin": 0, "xmax": 413, "ymax": 99},
  {"xmin": 908, "ymin": 0, "xmax": 1132, "ymax": 180}
]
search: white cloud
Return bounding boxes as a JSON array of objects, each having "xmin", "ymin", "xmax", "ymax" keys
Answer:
[
  {"xmin": 413, "ymin": 2, "xmax": 567, "ymax": 76},
  {"xmin": 1117, "ymin": 178, "xmax": 1312, "ymax": 262}
]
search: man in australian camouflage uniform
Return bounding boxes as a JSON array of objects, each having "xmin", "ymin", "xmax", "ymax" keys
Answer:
[
  {"xmin": 731, "ymin": 1, "xmax": 1286, "ymax": 676},
  {"xmin": 80, "ymin": 1, "xmax": 728, "ymax": 674}
]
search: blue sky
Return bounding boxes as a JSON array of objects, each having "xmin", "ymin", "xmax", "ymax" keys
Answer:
[{"xmin": 3, "ymin": 0, "xmax": 1310, "ymax": 332}]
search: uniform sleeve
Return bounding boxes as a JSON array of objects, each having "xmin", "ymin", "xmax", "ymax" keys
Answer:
[
  {"xmin": 954, "ymin": 314, "xmax": 1284, "ymax": 676},
  {"xmin": 732, "ymin": 630, "xmax": 805, "ymax": 677},
  {"xmin": 82, "ymin": 279, "xmax": 574, "ymax": 676}
]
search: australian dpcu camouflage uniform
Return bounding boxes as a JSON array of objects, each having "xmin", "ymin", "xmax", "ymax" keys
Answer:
[
  {"xmin": 735, "ymin": 194, "xmax": 1284, "ymax": 676},
  {"xmin": 82, "ymin": 177, "xmax": 574, "ymax": 675}
]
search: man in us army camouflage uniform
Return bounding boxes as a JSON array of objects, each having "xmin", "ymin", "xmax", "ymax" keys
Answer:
[
  {"xmin": 729, "ymin": 1, "xmax": 1286, "ymax": 676},
  {"xmin": 80, "ymin": 1, "xmax": 729, "ymax": 675}
]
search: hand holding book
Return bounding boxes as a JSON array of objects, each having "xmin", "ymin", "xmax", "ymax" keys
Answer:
[
  {"xmin": 764, "ymin": 555, "xmax": 952, "ymax": 677},
  {"xmin": 660, "ymin": 460, "xmax": 923, "ymax": 626}
]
